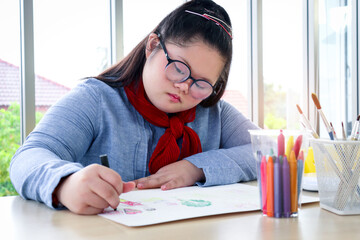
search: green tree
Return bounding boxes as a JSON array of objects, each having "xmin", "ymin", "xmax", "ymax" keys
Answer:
[
  {"xmin": 264, "ymin": 112, "xmax": 287, "ymax": 129},
  {"xmin": 0, "ymin": 103, "xmax": 20, "ymax": 196},
  {"xmin": 0, "ymin": 103, "xmax": 43, "ymax": 196},
  {"xmin": 264, "ymin": 83, "xmax": 287, "ymax": 129}
]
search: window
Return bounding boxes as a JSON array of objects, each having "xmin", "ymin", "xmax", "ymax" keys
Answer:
[
  {"xmin": 123, "ymin": 0, "xmax": 185, "ymax": 55},
  {"xmin": 262, "ymin": 0, "xmax": 305, "ymax": 129},
  {"xmin": 0, "ymin": 0, "xmax": 20, "ymax": 196},
  {"xmin": 318, "ymin": 0, "xmax": 353, "ymax": 138},
  {"xmin": 33, "ymin": 0, "xmax": 111, "ymax": 114},
  {"xmin": 217, "ymin": 0, "xmax": 250, "ymax": 117},
  {"xmin": 0, "ymin": 0, "xmax": 113, "ymax": 196}
]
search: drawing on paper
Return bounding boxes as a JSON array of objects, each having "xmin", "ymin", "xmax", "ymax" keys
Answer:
[
  {"xmin": 180, "ymin": 199, "xmax": 212, "ymax": 207},
  {"xmin": 116, "ymin": 197, "xmax": 211, "ymax": 213},
  {"xmin": 119, "ymin": 199, "xmax": 142, "ymax": 206},
  {"xmin": 99, "ymin": 183, "xmax": 318, "ymax": 227},
  {"xmin": 123, "ymin": 208, "xmax": 142, "ymax": 215}
]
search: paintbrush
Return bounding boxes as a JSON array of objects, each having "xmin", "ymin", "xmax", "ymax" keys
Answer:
[
  {"xmin": 350, "ymin": 115, "xmax": 360, "ymax": 140},
  {"xmin": 341, "ymin": 122, "xmax": 347, "ymax": 140},
  {"xmin": 330, "ymin": 122, "xmax": 338, "ymax": 140},
  {"xmin": 296, "ymin": 104, "xmax": 319, "ymax": 139},
  {"xmin": 311, "ymin": 93, "xmax": 334, "ymax": 140}
]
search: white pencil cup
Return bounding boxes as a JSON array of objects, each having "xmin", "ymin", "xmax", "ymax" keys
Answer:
[
  {"xmin": 310, "ymin": 139, "xmax": 360, "ymax": 215},
  {"xmin": 249, "ymin": 130, "xmax": 308, "ymax": 218}
]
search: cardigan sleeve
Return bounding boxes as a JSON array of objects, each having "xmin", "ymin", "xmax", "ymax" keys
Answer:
[{"xmin": 185, "ymin": 101, "xmax": 260, "ymax": 186}]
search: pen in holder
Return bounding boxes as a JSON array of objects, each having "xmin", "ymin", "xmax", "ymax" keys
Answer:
[
  {"xmin": 310, "ymin": 139, "xmax": 360, "ymax": 215},
  {"xmin": 249, "ymin": 130, "xmax": 307, "ymax": 218}
]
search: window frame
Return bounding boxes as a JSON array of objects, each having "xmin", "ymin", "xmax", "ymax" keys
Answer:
[{"xmin": 18, "ymin": 0, "xmax": 360, "ymax": 141}]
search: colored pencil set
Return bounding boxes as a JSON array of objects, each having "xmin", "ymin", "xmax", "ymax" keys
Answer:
[{"xmin": 257, "ymin": 130, "xmax": 304, "ymax": 218}]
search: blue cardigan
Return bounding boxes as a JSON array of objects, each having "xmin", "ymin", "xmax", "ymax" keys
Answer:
[{"xmin": 10, "ymin": 78, "xmax": 259, "ymax": 208}]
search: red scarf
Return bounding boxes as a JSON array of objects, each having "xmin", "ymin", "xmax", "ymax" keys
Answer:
[{"xmin": 124, "ymin": 80, "xmax": 202, "ymax": 174}]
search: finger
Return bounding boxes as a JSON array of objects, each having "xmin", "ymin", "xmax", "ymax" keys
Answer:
[
  {"xmin": 97, "ymin": 165, "xmax": 124, "ymax": 195},
  {"xmin": 76, "ymin": 205, "xmax": 105, "ymax": 215},
  {"xmin": 83, "ymin": 191, "xmax": 111, "ymax": 209},
  {"xmin": 160, "ymin": 179, "xmax": 182, "ymax": 191},
  {"xmin": 137, "ymin": 175, "xmax": 169, "ymax": 189},
  {"xmin": 134, "ymin": 176, "xmax": 147, "ymax": 188},
  {"xmin": 132, "ymin": 179, "xmax": 138, "ymax": 187},
  {"xmin": 83, "ymin": 207, "xmax": 106, "ymax": 215},
  {"xmin": 89, "ymin": 178, "xmax": 120, "ymax": 209},
  {"xmin": 123, "ymin": 182, "xmax": 136, "ymax": 193}
]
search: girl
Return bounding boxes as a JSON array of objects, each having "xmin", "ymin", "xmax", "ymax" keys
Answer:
[{"xmin": 10, "ymin": 0, "xmax": 258, "ymax": 215}]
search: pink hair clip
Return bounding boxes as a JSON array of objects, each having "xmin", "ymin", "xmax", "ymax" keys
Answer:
[{"xmin": 185, "ymin": 10, "xmax": 232, "ymax": 39}]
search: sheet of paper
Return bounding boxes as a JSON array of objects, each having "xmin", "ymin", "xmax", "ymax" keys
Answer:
[{"xmin": 98, "ymin": 183, "xmax": 319, "ymax": 227}]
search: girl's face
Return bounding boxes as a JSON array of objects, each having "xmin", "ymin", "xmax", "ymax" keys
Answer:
[{"xmin": 142, "ymin": 34, "xmax": 225, "ymax": 113}]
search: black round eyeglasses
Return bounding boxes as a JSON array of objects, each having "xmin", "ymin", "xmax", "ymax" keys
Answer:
[{"xmin": 156, "ymin": 33, "xmax": 215, "ymax": 100}]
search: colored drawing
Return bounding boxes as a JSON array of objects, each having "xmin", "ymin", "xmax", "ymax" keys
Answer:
[
  {"xmin": 180, "ymin": 199, "xmax": 211, "ymax": 207},
  {"xmin": 123, "ymin": 208, "xmax": 142, "ymax": 215},
  {"xmin": 144, "ymin": 207, "xmax": 156, "ymax": 211},
  {"xmin": 141, "ymin": 197, "xmax": 163, "ymax": 202},
  {"xmin": 99, "ymin": 183, "xmax": 319, "ymax": 227},
  {"xmin": 102, "ymin": 209, "xmax": 123, "ymax": 215},
  {"xmin": 119, "ymin": 199, "xmax": 142, "ymax": 206}
]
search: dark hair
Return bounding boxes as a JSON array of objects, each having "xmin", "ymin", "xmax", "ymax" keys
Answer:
[{"xmin": 96, "ymin": 0, "xmax": 232, "ymax": 107}]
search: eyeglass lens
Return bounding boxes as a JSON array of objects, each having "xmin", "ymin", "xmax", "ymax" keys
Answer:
[{"xmin": 165, "ymin": 61, "xmax": 213, "ymax": 99}]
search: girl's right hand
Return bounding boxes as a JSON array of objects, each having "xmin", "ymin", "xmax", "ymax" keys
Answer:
[{"xmin": 54, "ymin": 164, "xmax": 135, "ymax": 215}]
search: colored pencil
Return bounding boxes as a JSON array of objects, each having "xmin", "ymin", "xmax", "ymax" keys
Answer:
[
  {"xmin": 289, "ymin": 150, "xmax": 298, "ymax": 213},
  {"xmin": 274, "ymin": 156, "xmax": 282, "ymax": 218},
  {"xmin": 278, "ymin": 130, "xmax": 285, "ymax": 157},
  {"xmin": 285, "ymin": 136, "xmax": 294, "ymax": 159},
  {"xmin": 260, "ymin": 155, "xmax": 267, "ymax": 214},
  {"xmin": 297, "ymin": 150, "xmax": 304, "ymax": 202},
  {"xmin": 256, "ymin": 151, "xmax": 262, "ymax": 209},
  {"xmin": 266, "ymin": 156, "xmax": 274, "ymax": 217},
  {"xmin": 293, "ymin": 135, "xmax": 303, "ymax": 159},
  {"xmin": 282, "ymin": 156, "xmax": 291, "ymax": 217}
]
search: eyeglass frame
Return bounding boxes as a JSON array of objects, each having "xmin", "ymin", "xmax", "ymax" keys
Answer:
[{"xmin": 155, "ymin": 32, "xmax": 217, "ymax": 100}]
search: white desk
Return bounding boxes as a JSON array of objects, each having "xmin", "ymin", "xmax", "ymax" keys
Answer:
[{"xmin": 1, "ymin": 187, "xmax": 360, "ymax": 240}]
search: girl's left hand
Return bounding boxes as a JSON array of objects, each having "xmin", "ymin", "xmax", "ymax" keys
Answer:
[{"xmin": 134, "ymin": 160, "xmax": 205, "ymax": 190}]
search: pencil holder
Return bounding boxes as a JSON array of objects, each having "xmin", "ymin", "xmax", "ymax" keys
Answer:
[
  {"xmin": 310, "ymin": 139, "xmax": 360, "ymax": 215},
  {"xmin": 249, "ymin": 129, "xmax": 308, "ymax": 218}
]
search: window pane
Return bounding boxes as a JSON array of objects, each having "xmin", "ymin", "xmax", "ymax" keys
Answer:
[
  {"xmin": 0, "ymin": 0, "xmax": 20, "ymax": 196},
  {"xmin": 263, "ymin": 0, "xmax": 304, "ymax": 129},
  {"xmin": 318, "ymin": 0, "xmax": 352, "ymax": 139},
  {"xmin": 33, "ymin": 0, "xmax": 111, "ymax": 114},
  {"xmin": 123, "ymin": 0, "xmax": 185, "ymax": 55},
  {"xmin": 217, "ymin": 0, "xmax": 250, "ymax": 117}
]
